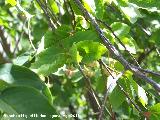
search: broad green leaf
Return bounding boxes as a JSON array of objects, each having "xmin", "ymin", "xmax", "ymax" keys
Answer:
[
  {"xmin": 0, "ymin": 18, "xmax": 9, "ymax": 28},
  {"xmin": 13, "ymin": 54, "xmax": 30, "ymax": 65},
  {"xmin": 31, "ymin": 46, "xmax": 66, "ymax": 76},
  {"xmin": 63, "ymin": 30, "xmax": 100, "ymax": 48},
  {"xmin": 0, "ymin": 80, "xmax": 9, "ymax": 92},
  {"xmin": 0, "ymin": 64, "xmax": 44, "ymax": 91},
  {"xmin": 6, "ymin": 0, "xmax": 17, "ymax": 6},
  {"xmin": 129, "ymin": 0, "xmax": 160, "ymax": 10},
  {"xmin": 120, "ymin": 3, "xmax": 142, "ymax": 23},
  {"xmin": 110, "ymin": 22, "xmax": 130, "ymax": 38},
  {"xmin": 124, "ymin": 71, "xmax": 148, "ymax": 106},
  {"xmin": 114, "ymin": 61, "xmax": 124, "ymax": 71},
  {"xmin": 118, "ymin": 37, "xmax": 137, "ymax": 54},
  {"xmin": 137, "ymin": 86, "xmax": 148, "ymax": 106},
  {"xmin": 94, "ymin": 0, "xmax": 104, "ymax": 19},
  {"xmin": 148, "ymin": 103, "xmax": 160, "ymax": 120},
  {"xmin": 44, "ymin": 25, "xmax": 72, "ymax": 48},
  {"xmin": 70, "ymin": 0, "xmax": 83, "ymax": 15},
  {"xmin": 49, "ymin": 0, "xmax": 59, "ymax": 14},
  {"xmin": 0, "ymin": 64, "xmax": 53, "ymax": 104},
  {"xmin": 119, "ymin": 77, "xmax": 133, "ymax": 99},
  {"xmin": 69, "ymin": 44, "xmax": 83, "ymax": 63},
  {"xmin": 72, "ymin": 40, "xmax": 107, "ymax": 63},
  {"xmin": 109, "ymin": 86, "xmax": 125, "ymax": 110},
  {"xmin": 0, "ymin": 86, "xmax": 58, "ymax": 120},
  {"xmin": 33, "ymin": 20, "xmax": 48, "ymax": 43},
  {"xmin": 149, "ymin": 29, "xmax": 160, "ymax": 48},
  {"xmin": 82, "ymin": 0, "xmax": 95, "ymax": 13}
]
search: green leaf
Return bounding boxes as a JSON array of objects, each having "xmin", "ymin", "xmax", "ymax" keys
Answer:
[
  {"xmin": 31, "ymin": 46, "xmax": 66, "ymax": 76},
  {"xmin": 124, "ymin": 71, "xmax": 148, "ymax": 106},
  {"xmin": 110, "ymin": 22, "xmax": 130, "ymax": 38},
  {"xmin": 70, "ymin": 0, "xmax": 83, "ymax": 15},
  {"xmin": 109, "ymin": 86, "xmax": 125, "ymax": 110},
  {"xmin": 129, "ymin": 0, "xmax": 160, "ymax": 10},
  {"xmin": 114, "ymin": 61, "xmax": 124, "ymax": 71},
  {"xmin": 44, "ymin": 25, "xmax": 72, "ymax": 48},
  {"xmin": 94, "ymin": 0, "xmax": 104, "ymax": 19},
  {"xmin": 6, "ymin": 0, "xmax": 17, "ymax": 6},
  {"xmin": 49, "ymin": 0, "xmax": 59, "ymax": 14},
  {"xmin": 69, "ymin": 44, "xmax": 83, "ymax": 63},
  {"xmin": 120, "ymin": 3, "xmax": 142, "ymax": 23},
  {"xmin": 0, "ymin": 64, "xmax": 53, "ymax": 105},
  {"xmin": 119, "ymin": 37, "xmax": 137, "ymax": 54},
  {"xmin": 0, "ymin": 86, "xmax": 58, "ymax": 120},
  {"xmin": 137, "ymin": 86, "xmax": 148, "ymax": 106},
  {"xmin": 149, "ymin": 29, "xmax": 160, "ymax": 48},
  {"xmin": 149, "ymin": 103, "xmax": 160, "ymax": 120},
  {"xmin": 0, "ymin": 80, "xmax": 9, "ymax": 92},
  {"xmin": 0, "ymin": 64, "xmax": 44, "ymax": 91},
  {"xmin": 72, "ymin": 40, "xmax": 107, "ymax": 63},
  {"xmin": 63, "ymin": 30, "xmax": 100, "ymax": 48}
]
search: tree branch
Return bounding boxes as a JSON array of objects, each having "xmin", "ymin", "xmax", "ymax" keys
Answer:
[
  {"xmin": 78, "ymin": 65, "xmax": 101, "ymax": 118},
  {"xmin": 74, "ymin": 0, "xmax": 160, "ymax": 92},
  {"xmin": 0, "ymin": 26, "xmax": 12, "ymax": 57}
]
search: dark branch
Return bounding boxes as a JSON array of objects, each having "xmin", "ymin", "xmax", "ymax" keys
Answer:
[{"xmin": 74, "ymin": 0, "xmax": 160, "ymax": 92}]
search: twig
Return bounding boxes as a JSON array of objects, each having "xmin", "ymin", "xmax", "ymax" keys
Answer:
[
  {"xmin": 98, "ymin": 62, "xmax": 113, "ymax": 119},
  {"xmin": 96, "ymin": 19, "xmax": 141, "ymax": 68},
  {"xmin": 13, "ymin": 19, "xmax": 28, "ymax": 56},
  {"xmin": 0, "ymin": 26, "xmax": 12, "ymax": 57},
  {"xmin": 44, "ymin": 0, "xmax": 60, "ymax": 27},
  {"xmin": 137, "ymin": 46, "xmax": 155, "ymax": 64},
  {"xmin": 27, "ymin": 18, "xmax": 36, "ymax": 51},
  {"xmin": 67, "ymin": 0, "xmax": 76, "ymax": 30},
  {"xmin": 77, "ymin": 64, "xmax": 102, "ymax": 118},
  {"xmin": 116, "ymin": 82, "xmax": 143, "ymax": 114},
  {"xmin": 36, "ymin": 0, "xmax": 55, "ymax": 30},
  {"xmin": 136, "ymin": 67, "xmax": 160, "ymax": 77},
  {"xmin": 100, "ymin": 60, "xmax": 143, "ymax": 116},
  {"xmin": 74, "ymin": 0, "xmax": 160, "ymax": 92}
]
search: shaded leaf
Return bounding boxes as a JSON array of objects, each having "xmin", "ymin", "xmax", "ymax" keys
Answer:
[
  {"xmin": 0, "ymin": 86, "xmax": 58, "ymax": 120},
  {"xmin": 31, "ymin": 47, "xmax": 66, "ymax": 76},
  {"xmin": 0, "ymin": 64, "xmax": 53, "ymax": 104},
  {"xmin": 109, "ymin": 86, "xmax": 125, "ymax": 110}
]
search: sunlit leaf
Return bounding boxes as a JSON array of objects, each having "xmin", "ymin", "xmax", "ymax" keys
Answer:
[{"xmin": 6, "ymin": 0, "xmax": 17, "ymax": 6}]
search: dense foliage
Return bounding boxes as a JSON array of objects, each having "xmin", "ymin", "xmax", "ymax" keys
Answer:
[{"xmin": 0, "ymin": 0, "xmax": 160, "ymax": 119}]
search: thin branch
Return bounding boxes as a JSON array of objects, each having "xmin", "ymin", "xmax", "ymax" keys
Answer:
[
  {"xmin": 74, "ymin": 0, "xmax": 160, "ymax": 92},
  {"xmin": 96, "ymin": 19, "xmax": 141, "ymax": 68},
  {"xmin": 13, "ymin": 19, "xmax": 28, "ymax": 56},
  {"xmin": 0, "ymin": 26, "xmax": 12, "ymax": 57},
  {"xmin": 67, "ymin": 0, "xmax": 76, "ymax": 30},
  {"xmin": 27, "ymin": 18, "xmax": 36, "ymax": 51},
  {"xmin": 44, "ymin": 0, "xmax": 60, "ymax": 27},
  {"xmin": 137, "ymin": 46, "xmax": 155, "ymax": 64},
  {"xmin": 116, "ymin": 83, "xmax": 143, "ymax": 114},
  {"xmin": 136, "ymin": 67, "xmax": 160, "ymax": 77},
  {"xmin": 36, "ymin": 0, "xmax": 55, "ymax": 30},
  {"xmin": 98, "ymin": 61, "xmax": 115, "ymax": 120},
  {"xmin": 100, "ymin": 60, "xmax": 143, "ymax": 115},
  {"xmin": 77, "ymin": 64, "xmax": 102, "ymax": 117}
]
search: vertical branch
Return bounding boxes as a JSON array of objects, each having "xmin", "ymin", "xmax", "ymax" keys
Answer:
[
  {"xmin": 13, "ymin": 19, "xmax": 28, "ymax": 56},
  {"xmin": 66, "ymin": 0, "xmax": 76, "ymax": 29},
  {"xmin": 36, "ymin": 0, "xmax": 55, "ymax": 30},
  {"xmin": 78, "ymin": 64, "xmax": 101, "ymax": 118},
  {"xmin": 0, "ymin": 26, "xmax": 12, "ymax": 57}
]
